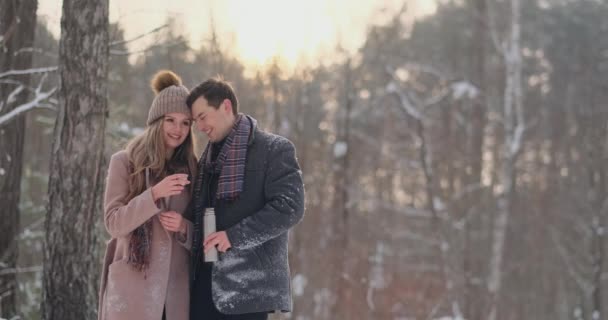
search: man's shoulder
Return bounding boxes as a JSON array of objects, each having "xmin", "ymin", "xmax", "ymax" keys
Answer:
[{"xmin": 253, "ymin": 129, "xmax": 294, "ymax": 153}]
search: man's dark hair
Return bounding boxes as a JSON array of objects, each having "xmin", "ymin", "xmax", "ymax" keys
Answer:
[{"xmin": 186, "ymin": 77, "xmax": 239, "ymax": 115}]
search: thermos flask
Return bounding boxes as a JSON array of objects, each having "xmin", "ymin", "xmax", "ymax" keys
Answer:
[{"xmin": 204, "ymin": 207, "xmax": 218, "ymax": 262}]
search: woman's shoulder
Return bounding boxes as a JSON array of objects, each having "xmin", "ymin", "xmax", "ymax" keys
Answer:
[{"xmin": 109, "ymin": 149, "xmax": 129, "ymax": 166}]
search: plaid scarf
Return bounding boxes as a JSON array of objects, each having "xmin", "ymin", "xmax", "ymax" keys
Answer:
[
  {"xmin": 128, "ymin": 219, "xmax": 152, "ymax": 274},
  {"xmin": 190, "ymin": 114, "xmax": 254, "ymax": 268},
  {"xmin": 191, "ymin": 114, "xmax": 252, "ymax": 221},
  {"xmin": 199, "ymin": 114, "xmax": 253, "ymax": 201},
  {"xmin": 127, "ymin": 167, "xmax": 173, "ymax": 275},
  {"xmin": 127, "ymin": 168, "xmax": 154, "ymax": 274}
]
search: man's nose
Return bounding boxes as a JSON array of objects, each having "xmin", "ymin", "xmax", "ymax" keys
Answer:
[{"xmin": 196, "ymin": 120, "xmax": 206, "ymax": 131}]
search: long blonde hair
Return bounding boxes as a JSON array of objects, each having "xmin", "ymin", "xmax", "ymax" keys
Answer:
[{"xmin": 124, "ymin": 117, "xmax": 197, "ymax": 202}]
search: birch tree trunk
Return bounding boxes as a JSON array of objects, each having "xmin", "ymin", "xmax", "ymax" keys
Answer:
[{"xmin": 488, "ymin": 0, "xmax": 523, "ymax": 319}]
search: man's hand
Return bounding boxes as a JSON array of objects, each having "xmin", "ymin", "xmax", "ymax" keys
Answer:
[{"xmin": 204, "ymin": 231, "xmax": 232, "ymax": 253}]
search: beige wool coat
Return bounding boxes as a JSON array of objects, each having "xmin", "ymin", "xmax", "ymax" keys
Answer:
[{"xmin": 98, "ymin": 150, "xmax": 193, "ymax": 320}]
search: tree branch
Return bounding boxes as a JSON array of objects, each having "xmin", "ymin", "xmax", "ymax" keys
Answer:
[
  {"xmin": 110, "ymin": 39, "xmax": 188, "ymax": 56},
  {"xmin": 0, "ymin": 265, "xmax": 43, "ymax": 276},
  {"xmin": 0, "ymin": 74, "xmax": 57, "ymax": 127},
  {"xmin": 0, "ymin": 66, "xmax": 58, "ymax": 79},
  {"xmin": 13, "ymin": 47, "xmax": 59, "ymax": 58},
  {"xmin": 110, "ymin": 24, "xmax": 168, "ymax": 47},
  {"xmin": 486, "ymin": 0, "xmax": 507, "ymax": 54}
]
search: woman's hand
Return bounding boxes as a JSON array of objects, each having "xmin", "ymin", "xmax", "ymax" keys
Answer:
[
  {"xmin": 159, "ymin": 211, "xmax": 186, "ymax": 234},
  {"xmin": 151, "ymin": 173, "xmax": 189, "ymax": 201}
]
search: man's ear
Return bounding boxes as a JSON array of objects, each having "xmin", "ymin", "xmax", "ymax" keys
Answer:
[{"xmin": 222, "ymin": 99, "xmax": 233, "ymax": 114}]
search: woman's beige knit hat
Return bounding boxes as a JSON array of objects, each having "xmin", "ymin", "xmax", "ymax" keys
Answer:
[{"xmin": 147, "ymin": 70, "xmax": 190, "ymax": 125}]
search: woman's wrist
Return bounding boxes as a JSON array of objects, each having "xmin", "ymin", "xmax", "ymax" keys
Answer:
[{"xmin": 150, "ymin": 186, "xmax": 158, "ymax": 202}]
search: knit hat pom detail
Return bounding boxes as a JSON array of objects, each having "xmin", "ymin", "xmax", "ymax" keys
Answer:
[{"xmin": 150, "ymin": 70, "xmax": 182, "ymax": 94}]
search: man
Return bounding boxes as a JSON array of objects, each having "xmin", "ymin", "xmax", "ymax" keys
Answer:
[{"xmin": 187, "ymin": 77, "xmax": 305, "ymax": 320}]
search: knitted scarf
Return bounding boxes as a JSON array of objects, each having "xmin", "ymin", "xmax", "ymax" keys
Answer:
[
  {"xmin": 127, "ymin": 168, "xmax": 154, "ymax": 273},
  {"xmin": 192, "ymin": 114, "xmax": 253, "ymax": 212},
  {"xmin": 128, "ymin": 167, "xmax": 176, "ymax": 274}
]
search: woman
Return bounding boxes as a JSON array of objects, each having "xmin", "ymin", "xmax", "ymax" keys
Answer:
[{"xmin": 98, "ymin": 70, "xmax": 197, "ymax": 320}]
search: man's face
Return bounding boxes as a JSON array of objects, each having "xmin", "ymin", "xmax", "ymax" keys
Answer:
[{"xmin": 191, "ymin": 97, "xmax": 235, "ymax": 143}]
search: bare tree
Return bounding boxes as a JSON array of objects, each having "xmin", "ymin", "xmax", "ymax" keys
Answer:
[
  {"xmin": 386, "ymin": 63, "xmax": 468, "ymax": 319},
  {"xmin": 265, "ymin": 58, "xmax": 283, "ymax": 134},
  {"xmin": 486, "ymin": 0, "xmax": 525, "ymax": 319},
  {"xmin": 0, "ymin": 0, "xmax": 38, "ymax": 316},
  {"xmin": 464, "ymin": 0, "xmax": 489, "ymax": 318},
  {"xmin": 42, "ymin": 0, "xmax": 109, "ymax": 319},
  {"xmin": 333, "ymin": 57, "xmax": 355, "ymax": 319}
]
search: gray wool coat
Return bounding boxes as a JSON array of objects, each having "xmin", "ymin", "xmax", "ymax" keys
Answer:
[{"xmin": 191, "ymin": 117, "xmax": 305, "ymax": 315}]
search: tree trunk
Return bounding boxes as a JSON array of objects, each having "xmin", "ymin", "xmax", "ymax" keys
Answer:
[
  {"xmin": 488, "ymin": 0, "xmax": 522, "ymax": 319},
  {"xmin": 42, "ymin": 1, "xmax": 108, "ymax": 319},
  {"xmin": 0, "ymin": 0, "xmax": 38, "ymax": 316},
  {"xmin": 269, "ymin": 61, "xmax": 282, "ymax": 134},
  {"xmin": 333, "ymin": 58, "xmax": 354, "ymax": 319},
  {"xmin": 464, "ymin": 0, "xmax": 488, "ymax": 319}
]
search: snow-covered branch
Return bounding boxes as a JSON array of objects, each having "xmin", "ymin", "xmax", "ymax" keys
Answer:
[
  {"xmin": 402, "ymin": 62, "xmax": 450, "ymax": 80},
  {"xmin": 13, "ymin": 47, "xmax": 58, "ymax": 58},
  {"xmin": 385, "ymin": 65, "xmax": 477, "ymax": 120},
  {"xmin": 110, "ymin": 24, "xmax": 168, "ymax": 47},
  {"xmin": 423, "ymin": 85, "xmax": 452, "ymax": 107},
  {"xmin": 110, "ymin": 24, "xmax": 169, "ymax": 47},
  {"xmin": 6, "ymin": 85, "xmax": 25, "ymax": 106},
  {"xmin": 386, "ymin": 81, "xmax": 424, "ymax": 120},
  {"xmin": 385, "ymin": 66, "xmax": 425, "ymax": 119},
  {"xmin": 111, "ymin": 39, "xmax": 187, "ymax": 56},
  {"xmin": 0, "ymin": 74, "xmax": 57, "ymax": 127},
  {"xmin": 19, "ymin": 217, "xmax": 45, "ymax": 240},
  {"xmin": 0, "ymin": 66, "xmax": 58, "ymax": 79},
  {"xmin": 0, "ymin": 84, "xmax": 24, "ymax": 113},
  {"xmin": 0, "ymin": 265, "xmax": 43, "ymax": 276},
  {"xmin": 451, "ymin": 81, "xmax": 480, "ymax": 100},
  {"xmin": 509, "ymin": 121, "xmax": 525, "ymax": 157},
  {"xmin": 0, "ymin": 79, "xmax": 23, "ymax": 86}
]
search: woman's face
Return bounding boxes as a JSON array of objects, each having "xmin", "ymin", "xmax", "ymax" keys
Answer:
[{"xmin": 162, "ymin": 112, "xmax": 192, "ymax": 151}]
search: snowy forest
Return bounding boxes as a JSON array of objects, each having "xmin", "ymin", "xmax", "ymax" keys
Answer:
[{"xmin": 1, "ymin": 0, "xmax": 608, "ymax": 319}]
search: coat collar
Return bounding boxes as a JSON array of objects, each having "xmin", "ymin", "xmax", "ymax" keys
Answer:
[{"xmin": 244, "ymin": 114, "xmax": 257, "ymax": 146}]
